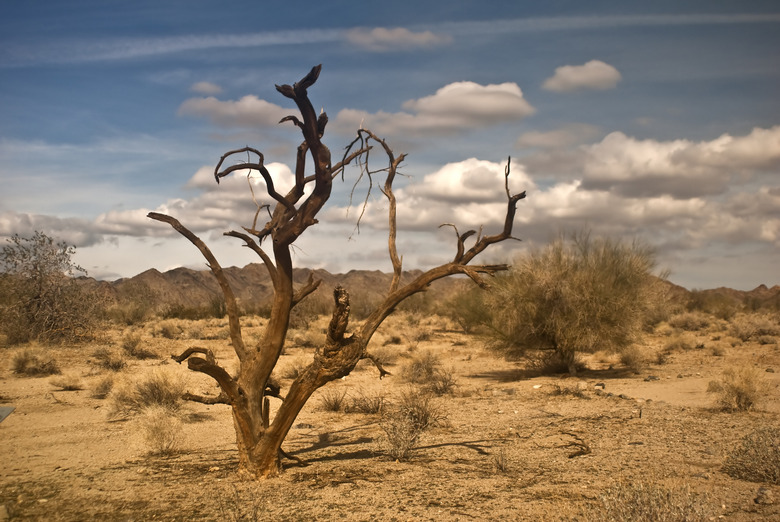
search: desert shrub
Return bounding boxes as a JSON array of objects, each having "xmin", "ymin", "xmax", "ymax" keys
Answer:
[
  {"xmin": 757, "ymin": 335, "xmax": 777, "ymax": 345},
  {"xmin": 11, "ymin": 349, "xmax": 61, "ymax": 376},
  {"xmin": 137, "ymin": 405, "xmax": 183, "ymax": 456},
  {"xmin": 400, "ymin": 350, "xmax": 456, "ymax": 395},
  {"xmin": 585, "ymin": 480, "xmax": 714, "ymax": 521},
  {"xmin": 49, "ymin": 373, "xmax": 84, "ymax": 391},
  {"xmin": 347, "ymin": 389, "xmax": 385, "ymax": 414},
  {"xmin": 664, "ymin": 334, "xmax": 696, "ymax": 352},
  {"xmin": 319, "ymin": 388, "xmax": 347, "ymax": 412},
  {"xmin": 380, "ymin": 388, "xmax": 444, "ymax": 461},
  {"xmin": 722, "ymin": 427, "xmax": 780, "ymax": 485},
  {"xmin": 710, "ymin": 343, "xmax": 727, "ymax": 357},
  {"xmin": 667, "ymin": 311, "xmax": 711, "ymax": 331},
  {"xmin": 686, "ymin": 289, "xmax": 739, "ymax": 320},
  {"xmin": 280, "ymin": 356, "xmax": 309, "ymax": 380},
  {"xmin": 484, "ymin": 232, "xmax": 665, "ymax": 375},
  {"xmin": 91, "ymin": 375, "xmax": 114, "ymax": 399},
  {"xmin": 0, "ymin": 232, "xmax": 104, "ymax": 344},
  {"xmin": 108, "ymin": 369, "xmax": 184, "ymax": 418},
  {"xmin": 707, "ymin": 366, "xmax": 769, "ymax": 412},
  {"xmin": 122, "ymin": 333, "xmax": 157, "ymax": 359},
  {"xmin": 92, "ymin": 347, "xmax": 127, "ymax": 371},
  {"xmin": 156, "ymin": 320, "xmax": 182, "ymax": 339},
  {"xmin": 492, "ymin": 449, "xmax": 509, "ymax": 473},
  {"xmin": 730, "ymin": 313, "xmax": 780, "ymax": 342},
  {"xmin": 619, "ymin": 345, "xmax": 645, "ymax": 373},
  {"xmin": 445, "ymin": 285, "xmax": 492, "ymax": 334},
  {"xmin": 366, "ymin": 345, "xmax": 398, "ymax": 368}
]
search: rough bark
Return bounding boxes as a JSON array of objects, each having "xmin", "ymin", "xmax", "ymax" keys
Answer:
[{"xmin": 148, "ymin": 65, "xmax": 526, "ymax": 479}]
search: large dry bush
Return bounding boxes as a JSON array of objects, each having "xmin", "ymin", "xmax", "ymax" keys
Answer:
[
  {"xmin": 483, "ymin": 232, "xmax": 666, "ymax": 375},
  {"xmin": 108, "ymin": 369, "xmax": 185, "ymax": 418},
  {"xmin": 707, "ymin": 366, "xmax": 770, "ymax": 412},
  {"xmin": 723, "ymin": 427, "xmax": 780, "ymax": 485},
  {"xmin": 0, "ymin": 232, "xmax": 104, "ymax": 344},
  {"xmin": 11, "ymin": 348, "xmax": 61, "ymax": 376},
  {"xmin": 729, "ymin": 313, "xmax": 780, "ymax": 342}
]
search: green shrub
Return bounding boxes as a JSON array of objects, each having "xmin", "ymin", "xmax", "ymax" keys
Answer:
[
  {"xmin": 707, "ymin": 366, "xmax": 769, "ymax": 412},
  {"xmin": 11, "ymin": 349, "xmax": 61, "ymax": 376},
  {"xmin": 484, "ymin": 232, "xmax": 665, "ymax": 375},
  {"xmin": 722, "ymin": 427, "xmax": 780, "ymax": 485}
]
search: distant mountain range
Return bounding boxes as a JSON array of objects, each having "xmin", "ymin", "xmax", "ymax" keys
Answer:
[{"xmin": 80, "ymin": 264, "xmax": 779, "ymax": 315}]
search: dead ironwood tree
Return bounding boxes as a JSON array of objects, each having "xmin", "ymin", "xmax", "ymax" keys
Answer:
[{"xmin": 148, "ymin": 65, "xmax": 526, "ymax": 479}]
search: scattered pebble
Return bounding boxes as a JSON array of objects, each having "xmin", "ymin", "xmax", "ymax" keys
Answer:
[
  {"xmin": 755, "ymin": 486, "xmax": 775, "ymax": 505},
  {"xmin": 644, "ymin": 375, "xmax": 660, "ymax": 382},
  {"xmin": 767, "ymin": 368, "xmax": 775, "ymax": 373}
]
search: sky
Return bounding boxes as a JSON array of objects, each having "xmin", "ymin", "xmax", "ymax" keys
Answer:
[{"xmin": 1, "ymin": 1, "xmax": 778, "ymax": 290}]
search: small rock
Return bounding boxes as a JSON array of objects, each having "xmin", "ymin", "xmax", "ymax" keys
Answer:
[
  {"xmin": 766, "ymin": 368, "xmax": 775, "ymax": 373},
  {"xmin": 677, "ymin": 374, "xmax": 684, "ymax": 379},
  {"xmin": 208, "ymin": 466, "xmax": 220, "ymax": 472},
  {"xmin": 294, "ymin": 423, "xmax": 314, "ymax": 429},
  {"xmin": 692, "ymin": 472, "xmax": 710, "ymax": 480},
  {"xmin": 755, "ymin": 487, "xmax": 775, "ymax": 505},
  {"xmin": 644, "ymin": 375, "xmax": 660, "ymax": 382},
  {"xmin": 502, "ymin": 388, "xmax": 516, "ymax": 395},
  {"xmin": 618, "ymin": 394, "xmax": 631, "ymax": 400},
  {"xmin": 532, "ymin": 384, "xmax": 542, "ymax": 389},
  {"xmin": 594, "ymin": 382, "xmax": 606, "ymax": 389}
]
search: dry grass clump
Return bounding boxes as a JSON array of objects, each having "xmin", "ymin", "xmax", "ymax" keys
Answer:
[
  {"xmin": 722, "ymin": 427, "xmax": 780, "ymax": 485},
  {"xmin": 137, "ymin": 405, "xmax": 184, "ymax": 456},
  {"xmin": 380, "ymin": 388, "xmax": 444, "ymax": 461},
  {"xmin": 667, "ymin": 311, "xmax": 712, "ymax": 331},
  {"xmin": 49, "ymin": 373, "xmax": 84, "ymax": 391},
  {"xmin": 707, "ymin": 366, "xmax": 769, "ymax": 412},
  {"xmin": 91, "ymin": 346, "xmax": 127, "ymax": 371},
  {"xmin": 526, "ymin": 351, "xmax": 587, "ymax": 376},
  {"xmin": 584, "ymin": 480, "xmax": 714, "ymax": 521},
  {"xmin": 280, "ymin": 356, "xmax": 310, "ymax": 380},
  {"xmin": 91, "ymin": 375, "xmax": 114, "ymax": 399},
  {"xmin": 108, "ymin": 369, "xmax": 184, "ymax": 418},
  {"xmin": 619, "ymin": 345, "xmax": 645, "ymax": 373},
  {"xmin": 400, "ymin": 350, "xmax": 456, "ymax": 395},
  {"xmin": 663, "ymin": 334, "xmax": 696, "ymax": 353},
  {"xmin": 155, "ymin": 320, "xmax": 182, "ymax": 340},
  {"xmin": 347, "ymin": 389, "xmax": 386, "ymax": 414},
  {"xmin": 121, "ymin": 333, "xmax": 157, "ymax": 359},
  {"xmin": 319, "ymin": 388, "xmax": 347, "ymax": 412},
  {"xmin": 11, "ymin": 348, "xmax": 61, "ymax": 376}
]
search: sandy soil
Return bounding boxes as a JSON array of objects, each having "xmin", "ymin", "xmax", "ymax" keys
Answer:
[{"xmin": 1, "ymin": 314, "xmax": 779, "ymax": 521}]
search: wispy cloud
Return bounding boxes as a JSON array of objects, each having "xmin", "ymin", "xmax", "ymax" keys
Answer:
[
  {"xmin": 344, "ymin": 27, "xmax": 452, "ymax": 51},
  {"xmin": 5, "ymin": 14, "xmax": 778, "ymax": 67}
]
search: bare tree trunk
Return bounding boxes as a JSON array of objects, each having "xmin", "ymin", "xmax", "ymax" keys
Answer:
[{"xmin": 149, "ymin": 65, "xmax": 527, "ymax": 479}]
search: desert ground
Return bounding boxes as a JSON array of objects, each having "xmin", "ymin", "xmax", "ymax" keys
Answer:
[{"xmin": 1, "ymin": 311, "xmax": 779, "ymax": 521}]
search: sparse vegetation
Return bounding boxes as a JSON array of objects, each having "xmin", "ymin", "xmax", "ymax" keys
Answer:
[
  {"xmin": 121, "ymin": 333, "xmax": 157, "ymax": 359},
  {"xmin": 722, "ymin": 427, "xmax": 780, "ymax": 485},
  {"xmin": 11, "ymin": 348, "xmax": 61, "ymax": 376},
  {"xmin": 729, "ymin": 313, "xmax": 780, "ymax": 342},
  {"xmin": 667, "ymin": 311, "xmax": 711, "ymax": 331},
  {"xmin": 91, "ymin": 375, "xmax": 114, "ymax": 399},
  {"xmin": 707, "ymin": 366, "xmax": 769, "ymax": 412},
  {"xmin": 619, "ymin": 345, "xmax": 645, "ymax": 373},
  {"xmin": 347, "ymin": 389, "xmax": 385, "ymax": 414},
  {"xmin": 380, "ymin": 387, "xmax": 444, "ymax": 461},
  {"xmin": 400, "ymin": 350, "xmax": 457, "ymax": 395},
  {"xmin": 482, "ymin": 232, "xmax": 665, "ymax": 375},
  {"xmin": 0, "ymin": 231, "xmax": 103, "ymax": 344},
  {"xmin": 318, "ymin": 389, "xmax": 347, "ymax": 412},
  {"xmin": 108, "ymin": 370, "xmax": 184, "ymax": 418},
  {"xmin": 92, "ymin": 347, "xmax": 127, "ymax": 371},
  {"xmin": 137, "ymin": 405, "xmax": 184, "ymax": 456},
  {"xmin": 585, "ymin": 480, "xmax": 714, "ymax": 521}
]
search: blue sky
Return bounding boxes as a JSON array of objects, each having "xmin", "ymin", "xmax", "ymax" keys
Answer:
[{"xmin": 1, "ymin": 1, "xmax": 778, "ymax": 290}]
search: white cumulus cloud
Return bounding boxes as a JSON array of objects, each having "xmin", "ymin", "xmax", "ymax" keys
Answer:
[
  {"xmin": 190, "ymin": 81, "xmax": 223, "ymax": 95},
  {"xmin": 542, "ymin": 60, "xmax": 622, "ymax": 92},
  {"xmin": 332, "ymin": 81, "xmax": 534, "ymax": 137},
  {"xmin": 177, "ymin": 95, "xmax": 290, "ymax": 128}
]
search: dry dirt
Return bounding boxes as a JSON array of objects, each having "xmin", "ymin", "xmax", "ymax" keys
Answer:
[{"xmin": 1, "ymin": 313, "xmax": 779, "ymax": 521}]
